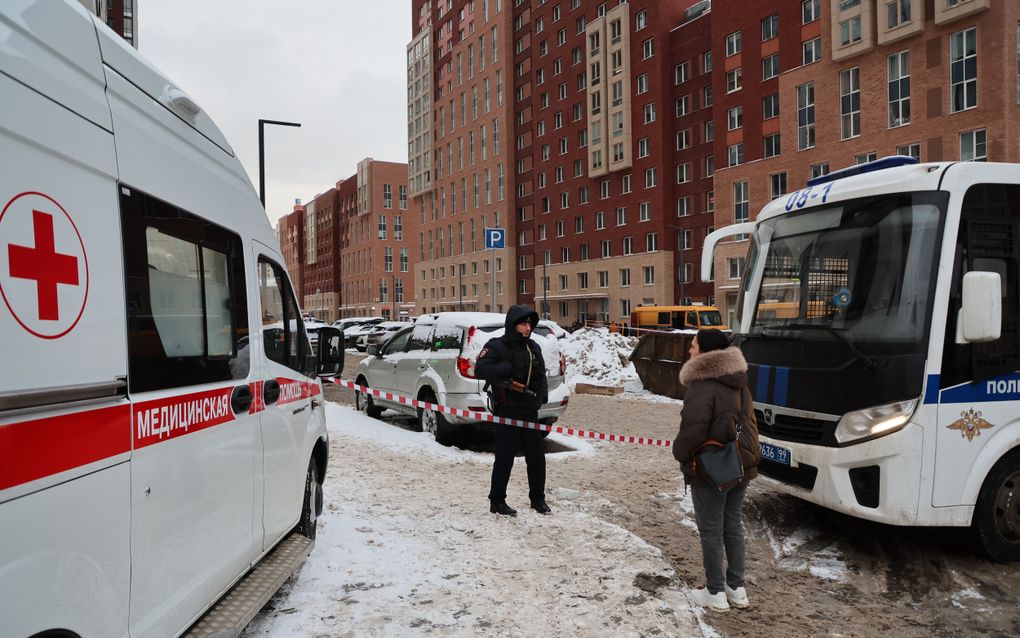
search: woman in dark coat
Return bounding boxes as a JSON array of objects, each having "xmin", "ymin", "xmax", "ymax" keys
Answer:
[{"xmin": 672, "ymin": 329, "xmax": 760, "ymax": 612}]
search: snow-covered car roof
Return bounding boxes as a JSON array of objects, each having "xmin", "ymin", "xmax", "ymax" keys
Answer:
[{"xmin": 415, "ymin": 311, "xmax": 506, "ymax": 328}]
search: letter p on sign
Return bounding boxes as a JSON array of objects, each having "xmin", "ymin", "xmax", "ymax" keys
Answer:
[{"xmin": 484, "ymin": 228, "xmax": 506, "ymax": 249}]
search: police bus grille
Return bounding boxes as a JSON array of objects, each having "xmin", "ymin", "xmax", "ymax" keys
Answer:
[{"xmin": 754, "ymin": 409, "xmax": 838, "ymax": 446}]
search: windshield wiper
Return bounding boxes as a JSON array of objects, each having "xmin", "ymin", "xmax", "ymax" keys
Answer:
[{"xmin": 757, "ymin": 323, "xmax": 888, "ymax": 370}]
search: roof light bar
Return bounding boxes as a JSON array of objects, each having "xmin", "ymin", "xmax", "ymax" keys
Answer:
[{"xmin": 806, "ymin": 155, "xmax": 918, "ymax": 187}]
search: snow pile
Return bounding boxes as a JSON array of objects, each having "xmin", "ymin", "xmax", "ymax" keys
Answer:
[{"xmin": 561, "ymin": 327, "xmax": 640, "ymax": 390}]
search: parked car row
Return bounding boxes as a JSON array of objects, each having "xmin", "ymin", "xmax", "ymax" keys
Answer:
[{"xmin": 353, "ymin": 312, "xmax": 571, "ymax": 443}]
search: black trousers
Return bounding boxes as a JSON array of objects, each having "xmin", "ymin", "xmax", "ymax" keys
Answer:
[{"xmin": 488, "ymin": 408, "xmax": 546, "ymax": 504}]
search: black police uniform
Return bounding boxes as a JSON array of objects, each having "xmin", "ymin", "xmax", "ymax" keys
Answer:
[{"xmin": 475, "ymin": 305, "xmax": 550, "ymax": 515}]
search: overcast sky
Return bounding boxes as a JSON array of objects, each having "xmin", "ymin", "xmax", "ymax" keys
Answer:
[{"xmin": 142, "ymin": 2, "xmax": 412, "ymax": 226}]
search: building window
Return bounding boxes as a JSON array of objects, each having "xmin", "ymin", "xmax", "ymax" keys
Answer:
[
  {"xmin": 598, "ymin": 270, "xmax": 609, "ymax": 288},
  {"xmin": 616, "ymin": 206, "xmax": 627, "ymax": 225},
  {"xmin": 887, "ymin": 0, "xmax": 912, "ymax": 28},
  {"xmin": 802, "ymin": 0, "xmax": 820, "ymax": 23},
  {"xmin": 384, "ymin": 247, "xmax": 393, "ymax": 272},
  {"xmin": 601, "ymin": 239, "xmax": 611, "ymax": 257},
  {"xmin": 639, "ymin": 201, "xmax": 651, "ymax": 221},
  {"xmin": 951, "ymin": 27, "xmax": 977, "ymax": 113},
  {"xmin": 675, "ymin": 61, "xmax": 690, "ymax": 84},
  {"xmin": 638, "ymin": 137, "xmax": 651, "ymax": 158},
  {"xmin": 762, "ymin": 14, "xmax": 779, "ymax": 41},
  {"xmin": 960, "ymin": 129, "xmax": 987, "ymax": 161},
  {"xmin": 896, "ymin": 143, "xmax": 920, "ymax": 159},
  {"xmin": 725, "ymin": 31, "xmax": 742, "ymax": 57},
  {"xmin": 677, "ymin": 196, "xmax": 691, "ymax": 216},
  {"xmin": 676, "ymin": 94, "xmax": 690, "ymax": 117},
  {"xmin": 600, "ymin": 180, "xmax": 610, "ymax": 199},
  {"xmin": 642, "ymin": 38, "xmax": 655, "ymax": 59},
  {"xmin": 559, "ymin": 274, "xmax": 568, "ymax": 290},
  {"xmin": 727, "ymin": 143, "xmax": 744, "ymax": 167},
  {"xmin": 705, "ymin": 155, "xmax": 715, "ymax": 177},
  {"xmin": 646, "ymin": 233, "xmax": 659, "ymax": 252},
  {"xmin": 840, "ymin": 67, "xmax": 861, "ymax": 139},
  {"xmin": 643, "ymin": 102, "xmax": 657, "ymax": 123},
  {"xmin": 728, "ymin": 256, "xmax": 745, "ymax": 280},
  {"xmin": 888, "ymin": 50, "xmax": 910, "ymax": 127},
  {"xmin": 643, "ymin": 266, "xmax": 655, "ymax": 285},
  {"xmin": 726, "ymin": 68, "xmax": 742, "ymax": 93},
  {"xmin": 803, "ymin": 37, "xmax": 822, "ymax": 65},
  {"xmin": 645, "ymin": 168, "xmax": 657, "ymax": 187},
  {"xmin": 810, "ymin": 162, "xmax": 829, "ymax": 179},
  {"xmin": 797, "ymin": 82, "xmax": 815, "ymax": 150},
  {"xmin": 703, "ymin": 85, "xmax": 713, "ymax": 107},
  {"xmin": 620, "ymin": 268, "xmax": 631, "ymax": 286},
  {"xmin": 703, "ymin": 50, "xmax": 713, "ymax": 73},
  {"xmin": 622, "ymin": 174, "xmax": 631, "ymax": 193},
  {"xmin": 764, "ymin": 133, "xmax": 781, "ymax": 158},
  {"xmin": 383, "ymin": 183, "xmax": 393, "ymax": 208},
  {"xmin": 727, "ymin": 106, "xmax": 743, "ymax": 130},
  {"xmin": 855, "ymin": 152, "xmax": 878, "ymax": 164},
  {"xmin": 378, "ymin": 214, "xmax": 387, "ymax": 240},
  {"xmin": 635, "ymin": 10, "xmax": 647, "ymax": 30},
  {"xmin": 734, "ymin": 181, "xmax": 749, "ymax": 223},
  {"xmin": 575, "ymin": 215, "xmax": 584, "ymax": 233},
  {"xmin": 705, "ymin": 120, "xmax": 714, "ymax": 142},
  {"xmin": 763, "ymin": 92, "xmax": 780, "ymax": 119},
  {"xmin": 676, "ymin": 129, "xmax": 691, "ymax": 150},
  {"xmin": 840, "ymin": 16, "xmax": 862, "ymax": 47},
  {"xmin": 680, "ymin": 229, "xmax": 692, "ymax": 250},
  {"xmin": 762, "ymin": 53, "xmax": 780, "ymax": 80},
  {"xmin": 624, "ymin": 236, "xmax": 634, "ymax": 255},
  {"xmin": 577, "ymin": 272, "xmax": 588, "ymax": 289},
  {"xmin": 636, "ymin": 73, "xmax": 649, "ymax": 94},
  {"xmin": 770, "ymin": 172, "xmax": 788, "ymax": 199}
]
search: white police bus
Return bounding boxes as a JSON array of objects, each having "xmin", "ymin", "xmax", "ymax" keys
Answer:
[{"xmin": 703, "ymin": 157, "xmax": 1020, "ymax": 561}]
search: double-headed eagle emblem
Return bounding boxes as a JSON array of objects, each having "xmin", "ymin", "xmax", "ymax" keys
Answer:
[{"xmin": 946, "ymin": 407, "xmax": 993, "ymax": 442}]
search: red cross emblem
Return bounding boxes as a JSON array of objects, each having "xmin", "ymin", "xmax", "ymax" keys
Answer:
[{"xmin": 0, "ymin": 192, "xmax": 89, "ymax": 339}]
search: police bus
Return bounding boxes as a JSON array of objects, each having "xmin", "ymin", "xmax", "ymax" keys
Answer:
[{"xmin": 703, "ymin": 157, "xmax": 1020, "ymax": 561}]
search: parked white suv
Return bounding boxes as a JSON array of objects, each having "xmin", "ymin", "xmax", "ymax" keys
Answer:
[{"xmin": 353, "ymin": 312, "xmax": 570, "ymax": 443}]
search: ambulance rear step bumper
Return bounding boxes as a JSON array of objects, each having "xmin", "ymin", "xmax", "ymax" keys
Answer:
[{"xmin": 183, "ymin": 532, "xmax": 313, "ymax": 638}]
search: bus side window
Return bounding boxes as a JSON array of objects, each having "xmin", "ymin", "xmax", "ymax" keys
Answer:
[
  {"xmin": 657, "ymin": 312, "xmax": 670, "ymax": 326},
  {"xmin": 941, "ymin": 184, "xmax": 1020, "ymax": 387},
  {"xmin": 687, "ymin": 311, "xmax": 698, "ymax": 327}
]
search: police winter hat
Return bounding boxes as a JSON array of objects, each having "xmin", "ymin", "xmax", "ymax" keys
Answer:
[{"xmin": 696, "ymin": 328, "xmax": 730, "ymax": 353}]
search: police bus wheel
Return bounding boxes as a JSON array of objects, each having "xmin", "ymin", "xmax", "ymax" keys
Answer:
[
  {"xmin": 355, "ymin": 376, "xmax": 383, "ymax": 419},
  {"xmin": 298, "ymin": 456, "xmax": 322, "ymax": 540},
  {"xmin": 417, "ymin": 390, "xmax": 452, "ymax": 445},
  {"xmin": 973, "ymin": 450, "xmax": 1020, "ymax": 562}
]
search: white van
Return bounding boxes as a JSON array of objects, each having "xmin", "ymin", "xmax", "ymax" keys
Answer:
[{"xmin": 0, "ymin": 3, "xmax": 343, "ymax": 636}]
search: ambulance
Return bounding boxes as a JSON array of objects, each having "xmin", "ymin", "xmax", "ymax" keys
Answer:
[
  {"xmin": 0, "ymin": 2, "xmax": 343, "ymax": 636},
  {"xmin": 703, "ymin": 156, "xmax": 1020, "ymax": 562}
]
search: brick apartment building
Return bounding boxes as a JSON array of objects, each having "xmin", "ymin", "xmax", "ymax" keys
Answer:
[
  {"xmin": 711, "ymin": 0, "xmax": 1020, "ymax": 325},
  {"xmin": 79, "ymin": 0, "xmax": 137, "ymax": 47},
  {"xmin": 408, "ymin": 0, "xmax": 1019, "ymax": 327},
  {"xmin": 275, "ymin": 158, "xmax": 415, "ymax": 323}
]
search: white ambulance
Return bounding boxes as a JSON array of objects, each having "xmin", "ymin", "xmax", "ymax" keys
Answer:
[
  {"xmin": 0, "ymin": 2, "xmax": 343, "ymax": 636},
  {"xmin": 703, "ymin": 156, "xmax": 1020, "ymax": 562}
]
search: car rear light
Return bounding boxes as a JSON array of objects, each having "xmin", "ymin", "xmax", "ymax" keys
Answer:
[
  {"xmin": 560, "ymin": 397, "xmax": 569, "ymax": 406},
  {"xmin": 559, "ymin": 354, "xmax": 567, "ymax": 376},
  {"xmin": 457, "ymin": 356, "xmax": 476, "ymax": 379}
]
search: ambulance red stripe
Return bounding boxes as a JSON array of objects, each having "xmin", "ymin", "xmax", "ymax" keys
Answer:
[{"xmin": 0, "ymin": 404, "xmax": 131, "ymax": 491}]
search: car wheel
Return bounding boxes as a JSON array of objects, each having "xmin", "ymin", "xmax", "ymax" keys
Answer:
[
  {"xmin": 417, "ymin": 390, "xmax": 453, "ymax": 445},
  {"xmin": 298, "ymin": 456, "xmax": 322, "ymax": 540},
  {"xmin": 355, "ymin": 376, "xmax": 383, "ymax": 419},
  {"xmin": 973, "ymin": 449, "xmax": 1020, "ymax": 562}
]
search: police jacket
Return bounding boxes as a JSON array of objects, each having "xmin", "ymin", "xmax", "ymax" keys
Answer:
[
  {"xmin": 672, "ymin": 346, "xmax": 760, "ymax": 485},
  {"xmin": 475, "ymin": 305, "xmax": 549, "ymax": 415}
]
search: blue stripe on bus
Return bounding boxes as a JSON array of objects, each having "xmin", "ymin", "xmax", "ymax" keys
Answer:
[
  {"xmin": 756, "ymin": 365, "xmax": 771, "ymax": 402},
  {"xmin": 773, "ymin": 367, "xmax": 789, "ymax": 406},
  {"xmin": 923, "ymin": 374, "xmax": 940, "ymax": 404}
]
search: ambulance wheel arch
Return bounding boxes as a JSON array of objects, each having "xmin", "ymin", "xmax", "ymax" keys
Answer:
[{"xmin": 972, "ymin": 446, "xmax": 1020, "ymax": 562}]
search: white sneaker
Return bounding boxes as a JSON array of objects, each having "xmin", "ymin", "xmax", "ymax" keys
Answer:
[
  {"xmin": 690, "ymin": 587, "xmax": 730, "ymax": 612},
  {"xmin": 725, "ymin": 584, "xmax": 749, "ymax": 609}
]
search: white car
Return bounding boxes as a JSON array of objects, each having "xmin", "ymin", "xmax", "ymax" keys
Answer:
[
  {"xmin": 355, "ymin": 321, "xmax": 407, "ymax": 351},
  {"xmin": 343, "ymin": 318, "xmax": 385, "ymax": 348},
  {"xmin": 354, "ymin": 312, "xmax": 570, "ymax": 443}
]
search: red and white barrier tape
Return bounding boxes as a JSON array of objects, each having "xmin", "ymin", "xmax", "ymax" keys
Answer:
[{"xmin": 326, "ymin": 378, "xmax": 672, "ymax": 447}]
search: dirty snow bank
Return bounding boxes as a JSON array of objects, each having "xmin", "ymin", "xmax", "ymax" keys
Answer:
[{"xmin": 562, "ymin": 327, "xmax": 641, "ymax": 390}]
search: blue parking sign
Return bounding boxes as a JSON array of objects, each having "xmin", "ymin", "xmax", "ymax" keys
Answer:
[{"xmin": 484, "ymin": 227, "xmax": 506, "ymax": 249}]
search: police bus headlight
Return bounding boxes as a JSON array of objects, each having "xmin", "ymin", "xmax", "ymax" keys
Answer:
[{"xmin": 834, "ymin": 399, "xmax": 918, "ymax": 444}]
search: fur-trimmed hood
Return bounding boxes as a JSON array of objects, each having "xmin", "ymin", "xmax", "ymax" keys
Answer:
[{"xmin": 679, "ymin": 346, "xmax": 748, "ymax": 388}]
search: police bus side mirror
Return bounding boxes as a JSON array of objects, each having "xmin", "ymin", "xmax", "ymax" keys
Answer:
[
  {"xmin": 316, "ymin": 327, "xmax": 344, "ymax": 377},
  {"xmin": 957, "ymin": 271, "xmax": 1002, "ymax": 344}
]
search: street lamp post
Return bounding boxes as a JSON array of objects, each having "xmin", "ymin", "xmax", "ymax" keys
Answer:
[{"xmin": 258, "ymin": 118, "xmax": 301, "ymax": 209}]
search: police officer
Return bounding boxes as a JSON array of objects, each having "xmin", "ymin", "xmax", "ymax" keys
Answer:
[{"xmin": 475, "ymin": 304, "xmax": 551, "ymax": 516}]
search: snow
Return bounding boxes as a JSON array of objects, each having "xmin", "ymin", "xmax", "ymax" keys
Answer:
[
  {"xmin": 242, "ymin": 403, "xmax": 702, "ymax": 637},
  {"xmin": 562, "ymin": 327, "xmax": 641, "ymax": 390}
]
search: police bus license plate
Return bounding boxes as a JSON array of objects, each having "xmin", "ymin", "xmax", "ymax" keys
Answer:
[{"xmin": 760, "ymin": 441, "xmax": 791, "ymax": 466}]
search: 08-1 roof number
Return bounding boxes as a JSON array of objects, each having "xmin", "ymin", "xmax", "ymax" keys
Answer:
[{"xmin": 784, "ymin": 183, "xmax": 834, "ymax": 212}]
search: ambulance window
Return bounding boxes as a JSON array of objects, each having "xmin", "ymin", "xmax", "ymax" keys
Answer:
[
  {"xmin": 258, "ymin": 259, "xmax": 309, "ymax": 374},
  {"xmin": 121, "ymin": 188, "xmax": 249, "ymax": 393}
]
